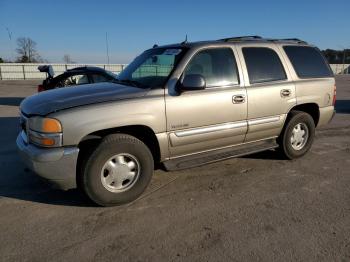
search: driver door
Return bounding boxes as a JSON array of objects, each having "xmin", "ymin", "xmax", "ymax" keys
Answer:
[{"xmin": 165, "ymin": 47, "xmax": 248, "ymax": 158}]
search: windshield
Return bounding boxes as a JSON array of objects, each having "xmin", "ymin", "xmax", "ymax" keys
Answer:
[{"xmin": 117, "ymin": 47, "xmax": 186, "ymax": 88}]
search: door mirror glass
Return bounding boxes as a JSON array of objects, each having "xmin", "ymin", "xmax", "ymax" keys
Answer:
[{"xmin": 181, "ymin": 74, "xmax": 206, "ymax": 91}]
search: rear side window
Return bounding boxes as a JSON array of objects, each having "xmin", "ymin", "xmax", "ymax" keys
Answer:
[
  {"xmin": 283, "ymin": 46, "xmax": 333, "ymax": 78},
  {"xmin": 243, "ymin": 47, "xmax": 287, "ymax": 84},
  {"xmin": 91, "ymin": 74, "xmax": 109, "ymax": 83}
]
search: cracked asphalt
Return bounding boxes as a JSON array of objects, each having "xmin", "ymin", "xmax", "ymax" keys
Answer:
[{"xmin": 0, "ymin": 76, "xmax": 349, "ymax": 262}]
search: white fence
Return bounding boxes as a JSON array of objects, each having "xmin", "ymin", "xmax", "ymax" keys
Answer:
[
  {"xmin": 329, "ymin": 64, "xmax": 350, "ymax": 75},
  {"xmin": 0, "ymin": 63, "xmax": 127, "ymax": 80},
  {"xmin": 0, "ymin": 63, "xmax": 349, "ymax": 80}
]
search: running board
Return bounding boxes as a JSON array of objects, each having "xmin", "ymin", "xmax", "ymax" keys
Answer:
[{"xmin": 163, "ymin": 139, "xmax": 279, "ymax": 171}]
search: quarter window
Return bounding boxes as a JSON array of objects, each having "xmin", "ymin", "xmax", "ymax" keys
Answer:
[
  {"xmin": 63, "ymin": 74, "xmax": 89, "ymax": 86},
  {"xmin": 91, "ymin": 74, "xmax": 109, "ymax": 83},
  {"xmin": 184, "ymin": 48, "xmax": 239, "ymax": 87},
  {"xmin": 243, "ymin": 47, "xmax": 287, "ymax": 84},
  {"xmin": 283, "ymin": 46, "xmax": 333, "ymax": 78}
]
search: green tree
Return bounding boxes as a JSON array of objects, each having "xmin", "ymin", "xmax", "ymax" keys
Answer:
[{"xmin": 0, "ymin": 57, "xmax": 4, "ymax": 63}]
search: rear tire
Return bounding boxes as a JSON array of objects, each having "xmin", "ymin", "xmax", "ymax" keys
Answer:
[
  {"xmin": 82, "ymin": 134, "xmax": 154, "ymax": 206},
  {"xmin": 278, "ymin": 111, "xmax": 315, "ymax": 159}
]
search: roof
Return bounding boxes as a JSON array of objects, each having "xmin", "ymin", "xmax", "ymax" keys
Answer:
[
  {"xmin": 67, "ymin": 66, "xmax": 107, "ymax": 73},
  {"xmin": 154, "ymin": 36, "xmax": 309, "ymax": 49}
]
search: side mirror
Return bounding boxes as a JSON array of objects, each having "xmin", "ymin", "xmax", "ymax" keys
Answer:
[{"xmin": 180, "ymin": 74, "xmax": 206, "ymax": 91}]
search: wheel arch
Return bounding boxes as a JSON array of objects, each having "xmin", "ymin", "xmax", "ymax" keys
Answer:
[
  {"xmin": 77, "ymin": 125, "xmax": 162, "ymax": 174},
  {"xmin": 286, "ymin": 103, "xmax": 320, "ymax": 127}
]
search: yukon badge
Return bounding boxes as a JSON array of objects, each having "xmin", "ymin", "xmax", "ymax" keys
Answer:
[{"xmin": 171, "ymin": 123, "xmax": 189, "ymax": 130}]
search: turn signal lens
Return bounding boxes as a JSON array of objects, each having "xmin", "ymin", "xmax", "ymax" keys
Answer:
[
  {"xmin": 29, "ymin": 117, "xmax": 62, "ymax": 133},
  {"xmin": 40, "ymin": 138, "xmax": 55, "ymax": 146},
  {"xmin": 332, "ymin": 85, "xmax": 336, "ymax": 106},
  {"xmin": 27, "ymin": 117, "xmax": 62, "ymax": 147},
  {"xmin": 42, "ymin": 118, "xmax": 62, "ymax": 133}
]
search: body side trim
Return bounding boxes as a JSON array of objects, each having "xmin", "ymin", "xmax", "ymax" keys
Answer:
[
  {"xmin": 174, "ymin": 121, "xmax": 247, "ymax": 137},
  {"xmin": 248, "ymin": 115, "xmax": 281, "ymax": 126}
]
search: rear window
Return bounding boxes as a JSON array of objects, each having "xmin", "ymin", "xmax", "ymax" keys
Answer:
[
  {"xmin": 242, "ymin": 47, "xmax": 287, "ymax": 84},
  {"xmin": 283, "ymin": 46, "xmax": 333, "ymax": 78}
]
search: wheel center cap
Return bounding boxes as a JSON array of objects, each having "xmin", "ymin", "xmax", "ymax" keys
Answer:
[
  {"xmin": 294, "ymin": 132, "xmax": 303, "ymax": 143},
  {"xmin": 112, "ymin": 164, "xmax": 129, "ymax": 179}
]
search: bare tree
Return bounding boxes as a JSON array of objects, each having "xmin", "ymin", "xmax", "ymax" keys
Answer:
[
  {"xmin": 16, "ymin": 37, "xmax": 41, "ymax": 63},
  {"xmin": 63, "ymin": 54, "xmax": 75, "ymax": 64}
]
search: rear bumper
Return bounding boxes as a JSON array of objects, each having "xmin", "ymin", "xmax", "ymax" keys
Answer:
[
  {"xmin": 16, "ymin": 132, "xmax": 79, "ymax": 190},
  {"xmin": 318, "ymin": 106, "xmax": 336, "ymax": 127}
]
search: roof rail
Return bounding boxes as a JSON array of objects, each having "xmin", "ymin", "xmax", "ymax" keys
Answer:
[
  {"xmin": 279, "ymin": 38, "xmax": 308, "ymax": 44},
  {"xmin": 218, "ymin": 36, "xmax": 307, "ymax": 44},
  {"xmin": 220, "ymin": 35, "xmax": 263, "ymax": 42}
]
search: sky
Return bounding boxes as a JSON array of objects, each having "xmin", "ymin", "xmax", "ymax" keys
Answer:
[{"xmin": 0, "ymin": 0, "xmax": 349, "ymax": 64}]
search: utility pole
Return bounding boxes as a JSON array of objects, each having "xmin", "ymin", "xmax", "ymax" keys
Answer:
[
  {"xmin": 342, "ymin": 48, "xmax": 346, "ymax": 74},
  {"xmin": 6, "ymin": 27, "xmax": 14, "ymax": 61},
  {"xmin": 105, "ymin": 32, "xmax": 110, "ymax": 65}
]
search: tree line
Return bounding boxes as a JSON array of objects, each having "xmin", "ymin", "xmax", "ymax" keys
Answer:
[
  {"xmin": 322, "ymin": 49, "xmax": 350, "ymax": 64},
  {"xmin": 0, "ymin": 37, "xmax": 75, "ymax": 64}
]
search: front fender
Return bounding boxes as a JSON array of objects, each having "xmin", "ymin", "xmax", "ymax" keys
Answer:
[{"xmin": 50, "ymin": 90, "xmax": 166, "ymax": 146}]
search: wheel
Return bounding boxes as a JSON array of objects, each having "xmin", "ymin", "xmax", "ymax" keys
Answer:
[
  {"xmin": 278, "ymin": 111, "xmax": 315, "ymax": 159},
  {"xmin": 82, "ymin": 133, "xmax": 154, "ymax": 206}
]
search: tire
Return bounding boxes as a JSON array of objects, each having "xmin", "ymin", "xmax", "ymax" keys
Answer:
[
  {"xmin": 82, "ymin": 133, "xmax": 154, "ymax": 206},
  {"xmin": 278, "ymin": 110, "xmax": 315, "ymax": 160}
]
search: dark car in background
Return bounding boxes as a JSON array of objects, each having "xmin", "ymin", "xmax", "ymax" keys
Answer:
[{"xmin": 37, "ymin": 66, "xmax": 118, "ymax": 92}]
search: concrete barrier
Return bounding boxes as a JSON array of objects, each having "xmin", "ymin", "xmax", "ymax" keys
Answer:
[
  {"xmin": 0, "ymin": 63, "xmax": 127, "ymax": 80},
  {"xmin": 0, "ymin": 63, "xmax": 348, "ymax": 80}
]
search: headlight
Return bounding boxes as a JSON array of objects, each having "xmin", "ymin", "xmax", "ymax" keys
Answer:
[{"xmin": 28, "ymin": 117, "xmax": 62, "ymax": 147}]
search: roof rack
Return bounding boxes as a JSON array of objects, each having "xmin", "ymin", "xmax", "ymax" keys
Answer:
[
  {"xmin": 218, "ymin": 36, "xmax": 308, "ymax": 44},
  {"xmin": 278, "ymin": 38, "xmax": 308, "ymax": 44},
  {"xmin": 220, "ymin": 35, "xmax": 263, "ymax": 42}
]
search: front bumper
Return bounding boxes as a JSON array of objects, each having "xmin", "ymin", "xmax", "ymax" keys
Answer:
[{"xmin": 16, "ymin": 132, "xmax": 79, "ymax": 190}]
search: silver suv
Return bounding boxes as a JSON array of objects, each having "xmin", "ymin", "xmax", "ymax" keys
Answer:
[{"xmin": 17, "ymin": 36, "xmax": 336, "ymax": 206}]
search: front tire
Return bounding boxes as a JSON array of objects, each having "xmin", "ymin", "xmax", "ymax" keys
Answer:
[
  {"xmin": 82, "ymin": 134, "xmax": 154, "ymax": 206},
  {"xmin": 278, "ymin": 111, "xmax": 315, "ymax": 159}
]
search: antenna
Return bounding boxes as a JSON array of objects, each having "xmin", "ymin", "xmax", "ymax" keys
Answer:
[{"xmin": 181, "ymin": 34, "xmax": 188, "ymax": 44}]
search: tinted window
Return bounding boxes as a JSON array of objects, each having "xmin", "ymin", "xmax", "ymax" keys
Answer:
[
  {"xmin": 243, "ymin": 47, "xmax": 287, "ymax": 84},
  {"xmin": 63, "ymin": 74, "xmax": 89, "ymax": 86},
  {"xmin": 284, "ymin": 46, "xmax": 333, "ymax": 78},
  {"xmin": 184, "ymin": 48, "xmax": 239, "ymax": 87},
  {"xmin": 91, "ymin": 74, "xmax": 109, "ymax": 83}
]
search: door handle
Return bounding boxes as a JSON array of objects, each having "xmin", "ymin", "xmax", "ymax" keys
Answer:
[
  {"xmin": 232, "ymin": 95, "xmax": 245, "ymax": 104},
  {"xmin": 280, "ymin": 89, "xmax": 291, "ymax": 97}
]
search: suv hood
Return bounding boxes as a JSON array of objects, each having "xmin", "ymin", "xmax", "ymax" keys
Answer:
[{"xmin": 20, "ymin": 82, "xmax": 149, "ymax": 116}]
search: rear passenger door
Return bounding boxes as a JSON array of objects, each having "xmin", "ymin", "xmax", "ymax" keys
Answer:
[{"xmin": 237, "ymin": 45, "xmax": 296, "ymax": 142}]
